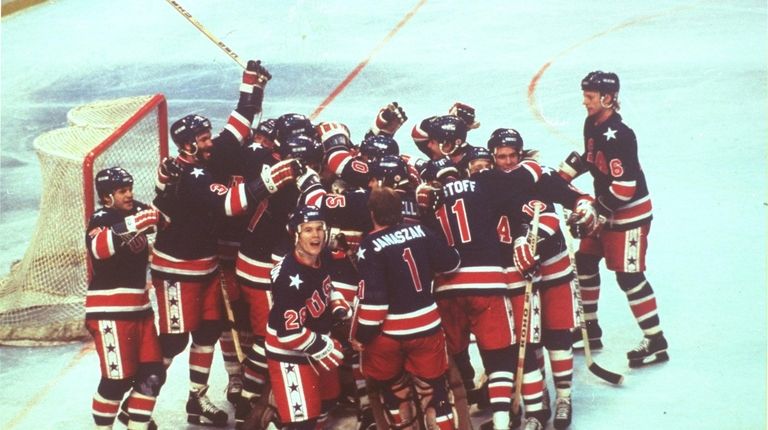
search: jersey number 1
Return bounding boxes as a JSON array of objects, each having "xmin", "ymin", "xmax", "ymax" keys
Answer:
[{"xmin": 402, "ymin": 247, "xmax": 423, "ymax": 292}]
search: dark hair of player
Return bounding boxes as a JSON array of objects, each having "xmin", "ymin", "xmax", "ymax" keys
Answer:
[{"xmin": 367, "ymin": 187, "xmax": 403, "ymax": 227}]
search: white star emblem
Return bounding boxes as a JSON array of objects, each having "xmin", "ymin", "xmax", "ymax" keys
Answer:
[
  {"xmin": 93, "ymin": 210, "xmax": 106, "ymax": 217},
  {"xmin": 603, "ymin": 127, "xmax": 617, "ymax": 141},
  {"xmin": 190, "ymin": 167, "xmax": 205, "ymax": 178},
  {"xmin": 356, "ymin": 247, "xmax": 366, "ymax": 261},
  {"xmin": 289, "ymin": 274, "xmax": 303, "ymax": 289},
  {"xmin": 248, "ymin": 142, "xmax": 260, "ymax": 151}
]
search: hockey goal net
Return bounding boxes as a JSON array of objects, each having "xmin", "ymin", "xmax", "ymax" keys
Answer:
[{"xmin": 0, "ymin": 94, "xmax": 168, "ymax": 345}]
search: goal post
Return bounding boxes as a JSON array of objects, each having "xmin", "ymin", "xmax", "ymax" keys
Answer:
[{"xmin": 0, "ymin": 94, "xmax": 168, "ymax": 345}]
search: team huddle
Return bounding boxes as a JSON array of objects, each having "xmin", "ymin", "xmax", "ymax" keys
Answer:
[{"xmin": 84, "ymin": 60, "xmax": 668, "ymax": 430}]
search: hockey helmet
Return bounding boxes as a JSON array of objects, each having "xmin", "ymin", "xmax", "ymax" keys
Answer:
[
  {"xmin": 280, "ymin": 135, "xmax": 324, "ymax": 166},
  {"xmin": 275, "ymin": 113, "xmax": 315, "ymax": 146},
  {"xmin": 288, "ymin": 205, "xmax": 326, "ymax": 235},
  {"xmin": 360, "ymin": 135, "xmax": 400, "ymax": 161},
  {"xmin": 487, "ymin": 128, "xmax": 524, "ymax": 153},
  {"xmin": 420, "ymin": 157, "xmax": 459, "ymax": 184},
  {"xmin": 461, "ymin": 146, "xmax": 494, "ymax": 176},
  {"xmin": 253, "ymin": 118, "xmax": 277, "ymax": 141},
  {"xmin": 170, "ymin": 114, "xmax": 211, "ymax": 147},
  {"xmin": 431, "ymin": 115, "xmax": 468, "ymax": 156},
  {"xmin": 95, "ymin": 167, "xmax": 134, "ymax": 200},
  {"xmin": 370, "ymin": 155, "xmax": 409, "ymax": 189},
  {"xmin": 581, "ymin": 71, "xmax": 620, "ymax": 94}
]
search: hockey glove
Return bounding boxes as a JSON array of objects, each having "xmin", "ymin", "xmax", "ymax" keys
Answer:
[
  {"xmin": 238, "ymin": 60, "xmax": 272, "ymax": 119},
  {"xmin": 310, "ymin": 335, "xmax": 345, "ymax": 371},
  {"xmin": 329, "ymin": 290, "xmax": 352, "ymax": 321},
  {"xmin": 112, "ymin": 209, "xmax": 160, "ymax": 236},
  {"xmin": 567, "ymin": 197, "xmax": 600, "ymax": 237},
  {"xmin": 372, "ymin": 102, "xmax": 408, "ymax": 135},
  {"xmin": 557, "ymin": 151, "xmax": 587, "ymax": 182},
  {"xmin": 415, "ymin": 182, "xmax": 445, "ymax": 214},
  {"xmin": 513, "ymin": 234, "xmax": 540, "ymax": 280},
  {"xmin": 296, "ymin": 166, "xmax": 321, "ymax": 194},
  {"xmin": 449, "ymin": 102, "xmax": 480, "ymax": 130},
  {"xmin": 156, "ymin": 156, "xmax": 182, "ymax": 190}
]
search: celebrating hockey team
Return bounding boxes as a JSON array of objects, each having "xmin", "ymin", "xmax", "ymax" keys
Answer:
[{"xmin": 86, "ymin": 58, "xmax": 668, "ymax": 430}]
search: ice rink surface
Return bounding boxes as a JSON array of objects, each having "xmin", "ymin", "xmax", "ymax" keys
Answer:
[{"xmin": 1, "ymin": 0, "xmax": 766, "ymax": 429}]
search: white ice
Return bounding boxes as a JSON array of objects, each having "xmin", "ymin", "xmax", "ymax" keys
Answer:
[{"xmin": 1, "ymin": 1, "xmax": 766, "ymax": 429}]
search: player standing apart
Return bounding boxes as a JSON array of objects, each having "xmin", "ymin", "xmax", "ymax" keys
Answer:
[
  {"xmin": 558, "ymin": 71, "xmax": 668, "ymax": 367},
  {"xmin": 86, "ymin": 167, "xmax": 164, "ymax": 430}
]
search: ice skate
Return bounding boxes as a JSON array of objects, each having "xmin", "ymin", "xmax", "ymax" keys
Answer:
[
  {"xmin": 187, "ymin": 385, "xmax": 228, "ymax": 427},
  {"xmin": 522, "ymin": 416, "xmax": 544, "ymax": 430},
  {"xmin": 572, "ymin": 320, "xmax": 602, "ymax": 350},
  {"xmin": 226, "ymin": 373, "xmax": 243, "ymax": 405},
  {"xmin": 117, "ymin": 399, "xmax": 157, "ymax": 430},
  {"xmin": 627, "ymin": 332, "xmax": 669, "ymax": 368},
  {"xmin": 553, "ymin": 396, "xmax": 572, "ymax": 429}
]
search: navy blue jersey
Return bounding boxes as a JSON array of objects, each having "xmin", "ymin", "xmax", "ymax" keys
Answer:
[
  {"xmin": 265, "ymin": 250, "xmax": 335, "ymax": 364},
  {"xmin": 429, "ymin": 163, "xmax": 541, "ymax": 297},
  {"xmin": 352, "ymin": 223, "xmax": 459, "ymax": 343},
  {"xmin": 85, "ymin": 200, "xmax": 153, "ymax": 320},
  {"xmin": 152, "ymin": 130, "xmax": 251, "ymax": 280},
  {"xmin": 583, "ymin": 112, "xmax": 652, "ymax": 230}
]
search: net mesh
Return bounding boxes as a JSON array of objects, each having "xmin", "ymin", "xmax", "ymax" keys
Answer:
[{"xmin": 0, "ymin": 94, "xmax": 166, "ymax": 345}]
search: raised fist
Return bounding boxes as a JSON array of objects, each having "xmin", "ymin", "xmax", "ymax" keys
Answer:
[
  {"xmin": 416, "ymin": 182, "xmax": 444, "ymax": 214},
  {"xmin": 449, "ymin": 102, "xmax": 480, "ymax": 130},
  {"xmin": 316, "ymin": 122, "xmax": 352, "ymax": 154},
  {"xmin": 265, "ymin": 159, "xmax": 302, "ymax": 193},
  {"xmin": 243, "ymin": 59, "xmax": 272, "ymax": 89},
  {"xmin": 373, "ymin": 102, "xmax": 408, "ymax": 135},
  {"xmin": 157, "ymin": 156, "xmax": 182, "ymax": 187},
  {"xmin": 296, "ymin": 166, "xmax": 321, "ymax": 194},
  {"xmin": 238, "ymin": 60, "xmax": 271, "ymax": 118}
]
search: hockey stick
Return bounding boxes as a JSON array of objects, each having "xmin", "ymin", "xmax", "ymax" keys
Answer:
[
  {"xmin": 512, "ymin": 202, "xmax": 543, "ymax": 414},
  {"xmin": 164, "ymin": 0, "xmax": 246, "ymax": 69},
  {"xmin": 219, "ymin": 271, "xmax": 245, "ymax": 363},
  {"xmin": 562, "ymin": 210, "xmax": 624, "ymax": 385}
]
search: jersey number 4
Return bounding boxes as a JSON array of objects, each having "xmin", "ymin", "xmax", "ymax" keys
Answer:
[{"xmin": 436, "ymin": 198, "xmax": 472, "ymax": 246}]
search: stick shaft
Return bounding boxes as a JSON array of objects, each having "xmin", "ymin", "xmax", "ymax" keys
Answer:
[
  {"xmin": 219, "ymin": 271, "xmax": 245, "ymax": 363},
  {"xmin": 512, "ymin": 203, "xmax": 543, "ymax": 412},
  {"xmin": 165, "ymin": 0, "xmax": 246, "ymax": 69}
]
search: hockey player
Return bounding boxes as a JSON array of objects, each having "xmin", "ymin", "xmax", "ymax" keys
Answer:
[
  {"xmin": 558, "ymin": 71, "xmax": 668, "ymax": 367},
  {"xmin": 488, "ymin": 128, "xmax": 596, "ymax": 430},
  {"xmin": 86, "ymin": 167, "xmax": 164, "ymax": 430},
  {"xmin": 265, "ymin": 205, "xmax": 345, "ymax": 429},
  {"xmin": 151, "ymin": 60, "xmax": 305, "ymax": 427},
  {"xmin": 233, "ymin": 131, "xmax": 325, "ymax": 428},
  {"xmin": 350, "ymin": 187, "xmax": 461, "ymax": 430}
]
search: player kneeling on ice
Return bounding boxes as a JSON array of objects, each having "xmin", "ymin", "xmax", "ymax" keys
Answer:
[
  {"xmin": 86, "ymin": 167, "xmax": 165, "ymax": 430},
  {"xmin": 350, "ymin": 187, "xmax": 462, "ymax": 430},
  {"xmin": 264, "ymin": 206, "xmax": 348, "ymax": 429}
]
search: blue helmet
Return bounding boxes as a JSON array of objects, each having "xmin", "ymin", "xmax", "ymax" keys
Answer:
[
  {"xmin": 170, "ymin": 114, "xmax": 211, "ymax": 147},
  {"xmin": 420, "ymin": 157, "xmax": 458, "ymax": 184},
  {"xmin": 360, "ymin": 135, "xmax": 399, "ymax": 161},
  {"xmin": 288, "ymin": 205, "xmax": 325, "ymax": 235},
  {"xmin": 275, "ymin": 113, "xmax": 315, "ymax": 146},
  {"xmin": 487, "ymin": 128, "xmax": 524, "ymax": 153},
  {"xmin": 370, "ymin": 155, "xmax": 409, "ymax": 189},
  {"xmin": 280, "ymin": 135, "xmax": 324, "ymax": 165},
  {"xmin": 581, "ymin": 71, "xmax": 620, "ymax": 93},
  {"xmin": 95, "ymin": 167, "xmax": 133, "ymax": 200}
]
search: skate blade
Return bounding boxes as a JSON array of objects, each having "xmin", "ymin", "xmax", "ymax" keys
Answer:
[
  {"xmin": 629, "ymin": 351, "xmax": 669, "ymax": 368},
  {"xmin": 187, "ymin": 413, "xmax": 229, "ymax": 427}
]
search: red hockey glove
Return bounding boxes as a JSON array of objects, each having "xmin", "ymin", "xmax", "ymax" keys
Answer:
[
  {"xmin": 238, "ymin": 59, "xmax": 272, "ymax": 118},
  {"xmin": 330, "ymin": 290, "xmax": 352, "ymax": 321},
  {"xmin": 261, "ymin": 159, "xmax": 302, "ymax": 194},
  {"xmin": 372, "ymin": 102, "xmax": 408, "ymax": 135},
  {"xmin": 513, "ymin": 235, "xmax": 539, "ymax": 280},
  {"xmin": 310, "ymin": 336, "xmax": 345, "ymax": 371},
  {"xmin": 568, "ymin": 197, "xmax": 598, "ymax": 234},
  {"xmin": 449, "ymin": 102, "xmax": 480, "ymax": 130}
]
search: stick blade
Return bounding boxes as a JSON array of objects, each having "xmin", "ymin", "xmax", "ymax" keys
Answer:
[{"xmin": 589, "ymin": 362, "xmax": 624, "ymax": 385}]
